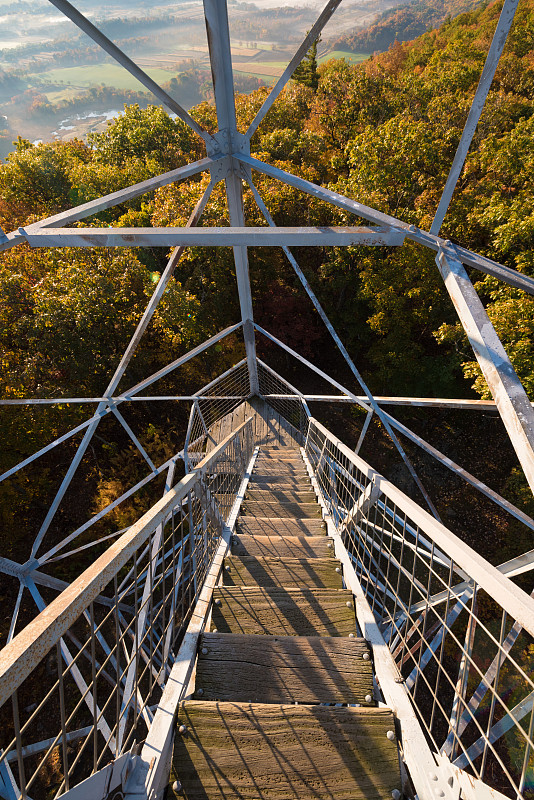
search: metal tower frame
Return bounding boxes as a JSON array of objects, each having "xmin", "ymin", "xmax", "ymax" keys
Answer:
[
  {"xmin": 0, "ymin": 0, "xmax": 533, "ymax": 640},
  {"xmin": 0, "ymin": 0, "xmax": 534, "ymax": 796}
]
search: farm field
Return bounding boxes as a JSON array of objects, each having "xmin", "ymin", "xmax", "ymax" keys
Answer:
[
  {"xmin": 28, "ymin": 63, "xmax": 175, "ymax": 92},
  {"xmin": 232, "ymin": 50, "xmax": 368, "ymax": 81},
  {"xmin": 232, "ymin": 62, "xmax": 285, "ymax": 77},
  {"xmin": 319, "ymin": 50, "xmax": 368, "ymax": 63}
]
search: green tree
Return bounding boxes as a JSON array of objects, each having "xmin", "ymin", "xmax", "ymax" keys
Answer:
[{"xmin": 292, "ymin": 35, "xmax": 320, "ymax": 90}]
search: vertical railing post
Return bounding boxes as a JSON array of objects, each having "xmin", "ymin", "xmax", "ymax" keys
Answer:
[{"xmin": 203, "ymin": 0, "xmax": 259, "ymax": 394}]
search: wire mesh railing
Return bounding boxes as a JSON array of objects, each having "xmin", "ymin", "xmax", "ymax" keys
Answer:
[
  {"xmin": 257, "ymin": 359, "xmax": 309, "ymax": 442},
  {"xmin": 185, "ymin": 360, "xmax": 250, "ymax": 468},
  {"xmin": 0, "ymin": 417, "xmax": 254, "ymax": 800},
  {"xmin": 305, "ymin": 417, "xmax": 534, "ymax": 800}
]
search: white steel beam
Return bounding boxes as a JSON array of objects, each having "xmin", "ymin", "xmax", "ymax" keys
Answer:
[
  {"xmin": 23, "ymin": 159, "xmax": 217, "ymax": 232},
  {"xmin": 436, "ymin": 246, "xmax": 534, "ymax": 494},
  {"xmin": 203, "ymin": 0, "xmax": 259, "ymax": 393},
  {"xmin": 253, "ymin": 332, "xmax": 534, "ymax": 531},
  {"xmin": 28, "ymin": 183, "xmax": 216, "ymax": 559},
  {"xmin": 0, "ymin": 139, "xmax": 217, "ymax": 258},
  {"xmin": 129, "ymin": 446, "xmax": 259, "ymax": 800},
  {"xmin": 237, "ymin": 154, "xmax": 534, "ymax": 295},
  {"xmin": 46, "ymin": 0, "xmax": 213, "ymax": 145},
  {"xmin": 257, "ymin": 359, "xmax": 311, "ymax": 417},
  {"xmin": 0, "ymin": 324, "xmax": 241, "ymax": 487},
  {"xmin": 0, "ymin": 396, "xmax": 247, "ymax": 405},
  {"xmin": 248, "ymin": 178, "xmax": 438, "ymax": 519},
  {"xmin": 19, "ymin": 226, "xmax": 402, "ymax": 248},
  {"xmin": 430, "ymin": 0, "xmax": 519, "ymax": 235},
  {"xmin": 302, "ymin": 452, "xmax": 459, "ymax": 800},
  {"xmin": 1, "ymin": 394, "xmax": 515, "ymax": 410},
  {"xmin": 246, "ymin": 0, "xmax": 342, "ymax": 139}
]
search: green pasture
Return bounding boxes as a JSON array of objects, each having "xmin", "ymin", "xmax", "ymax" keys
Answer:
[
  {"xmin": 28, "ymin": 63, "xmax": 174, "ymax": 92},
  {"xmin": 246, "ymin": 60, "xmax": 289, "ymax": 68},
  {"xmin": 319, "ymin": 50, "xmax": 368, "ymax": 64},
  {"xmin": 40, "ymin": 86, "xmax": 85, "ymax": 103},
  {"xmin": 232, "ymin": 69, "xmax": 276, "ymax": 84}
]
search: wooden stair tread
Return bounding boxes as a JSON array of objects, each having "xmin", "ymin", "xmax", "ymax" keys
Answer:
[
  {"xmin": 174, "ymin": 701, "xmax": 400, "ymax": 800},
  {"xmin": 255, "ymin": 453, "xmax": 304, "ymax": 460},
  {"xmin": 223, "ymin": 555, "xmax": 342, "ymax": 589},
  {"xmin": 237, "ymin": 516, "xmax": 326, "ymax": 535},
  {"xmin": 248, "ymin": 482, "xmax": 312, "ymax": 491},
  {"xmin": 255, "ymin": 459, "xmax": 304, "ymax": 466},
  {"xmin": 259, "ymin": 446, "xmax": 301, "ymax": 451},
  {"xmin": 211, "ymin": 586, "xmax": 357, "ymax": 636},
  {"xmin": 245, "ymin": 489, "xmax": 316, "ymax": 502},
  {"xmin": 195, "ymin": 633, "xmax": 373, "ymax": 703},
  {"xmin": 240, "ymin": 500, "xmax": 323, "ymax": 518},
  {"xmin": 253, "ymin": 466, "xmax": 308, "ymax": 475},
  {"xmin": 169, "ymin": 440, "xmax": 397, "ymax": 800},
  {"xmin": 248, "ymin": 474, "xmax": 311, "ymax": 485},
  {"xmin": 233, "ymin": 533, "xmax": 332, "ymax": 558}
]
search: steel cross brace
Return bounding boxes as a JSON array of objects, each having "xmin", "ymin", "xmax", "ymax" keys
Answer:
[{"xmin": 436, "ymin": 245, "xmax": 534, "ymax": 494}]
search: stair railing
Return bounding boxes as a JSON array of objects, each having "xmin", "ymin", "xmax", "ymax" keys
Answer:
[
  {"xmin": 0, "ymin": 417, "xmax": 254, "ymax": 800},
  {"xmin": 305, "ymin": 417, "xmax": 534, "ymax": 800}
]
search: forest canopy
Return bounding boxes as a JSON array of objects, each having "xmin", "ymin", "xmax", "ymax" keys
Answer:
[{"xmin": 1, "ymin": 0, "xmax": 534, "ymax": 555}]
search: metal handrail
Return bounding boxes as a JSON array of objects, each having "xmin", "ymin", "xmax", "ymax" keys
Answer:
[
  {"xmin": 308, "ymin": 417, "xmax": 534, "ymax": 636},
  {"xmin": 305, "ymin": 416, "xmax": 534, "ymax": 799},
  {"xmin": 0, "ymin": 417, "xmax": 253, "ymax": 709}
]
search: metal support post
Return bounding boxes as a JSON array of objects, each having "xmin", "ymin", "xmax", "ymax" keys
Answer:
[
  {"xmin": 436, "ymin": 246, "xmax": 534, "ymax": 494},
  {"xmin": 203, "ymin": 0, "xmax": 259, "ymax": 395},
  {"xmin": 430, "ymin": 0, "xmax": 519, "ymax": 235}
]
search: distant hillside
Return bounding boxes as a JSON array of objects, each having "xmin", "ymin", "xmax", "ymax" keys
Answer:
[{"xmin": 332, "ymin": 0, "xmax": 486, "ymax": 53}]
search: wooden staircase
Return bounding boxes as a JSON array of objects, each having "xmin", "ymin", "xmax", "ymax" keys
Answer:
[{"xmin": 172, "ymin": 444, "xmax": 401, "ymax": 799}]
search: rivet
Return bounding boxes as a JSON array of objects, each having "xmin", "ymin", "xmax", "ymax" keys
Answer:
[
  {"xmin": 363, "ymin": 652, "xmax": 370, "ymax": 661},
  {"xmin": 172, "ymin": 781, "xmax": 182, "ymax": 794},
  {"xmin": 346, "ymin": 601, "xmax": 352, "ymax": 608},
  {"xmin": 197, "ymin": 688, "xmax": 204, "ymax": 697},
  {"xmin": 365, "ymin": 694, "xmax": 373, "ymax": 703},
  {"xmin": 386, "ymin": 730, "xmax": 395, "ymax": 741},
  {"xmin": 212, "ymin": 628, "xmax": 218, "ymax": 633},
  {"xmin": 178, "ymin": 724, "xmax": 187, "ymax": 735},
  {"xmin": 392, "ymin": 790, "xmax": 401, "ymax": 800},
  {"xmin": 434, "ymin": 791, "xmax": 445, "ymax": 798},
  {"xmin": 429, "ymin": 774, "xmax": 438, "ymax": 781},
  {"xmin": 335, "ymin": 567, "xmax": 341, "ymax": 573},
  {"xmin": 327, "ymin": 542, "xmax": 333, "ymax": 549},
  {"xmin": 215, "ymin": 598, "xmax": 222, "ymax": 606},
  {"xmin": 225, "ymin": 564, "xmax": 231, "ymax": 571},
  {"xmin": 349, "ymin": 633, "xmax": 355, "ymax": 638},
  {"xmin": 201, "ymin": 647, "xmax": 208, "ymax": 655}
]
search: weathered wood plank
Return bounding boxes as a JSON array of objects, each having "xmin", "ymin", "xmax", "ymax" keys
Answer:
[
  {"xmin": 248, "ymin": 475, "xmax": 312, "ymax": 488},
  {"xmin": 223, "ymin": 555, "xmax": 342, "ymax": 589},
  {"xmin": 253, "ymin": 465, "xmax": 308, "ymax": 475},
  {"xmin": 206, "ymin": 400, "xmax": 302, "ymax": 453},
  {"xmin": 211, "ymin": 586, "xmax": 357, "ymax": 636},
  {"xmin": 260, "ymin": 444, "xmax": 301, "ymax": 450},
  {"xmin": 245, "ymin": 489, "xmax": 316, "ymax": 503},
  {"xmin": 240, "ymin": 500, "xmax": 323, "ymax": 519},
  {"xmin": 174, "ymin": 701, "xmax": 400, "ymax": 800},
  {"xmin": 195, "ymin": 633, "xmax": 373, "ymax": 703},
  {"xmin": 255, "ymin": 454, "xmax": 303, "ymax": 462},
  {"xmin": 237, "ymin": 517, "xmax": 326, "ymax": 536},
  {"xmin": 233, "ymin": 533, "xmax": 331, "ymax": 558}
]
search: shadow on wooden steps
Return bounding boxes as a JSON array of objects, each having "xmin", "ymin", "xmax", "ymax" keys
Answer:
[{"xmin": 170, "ymin": 440, "xmax": 401, "ymax": 800}]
